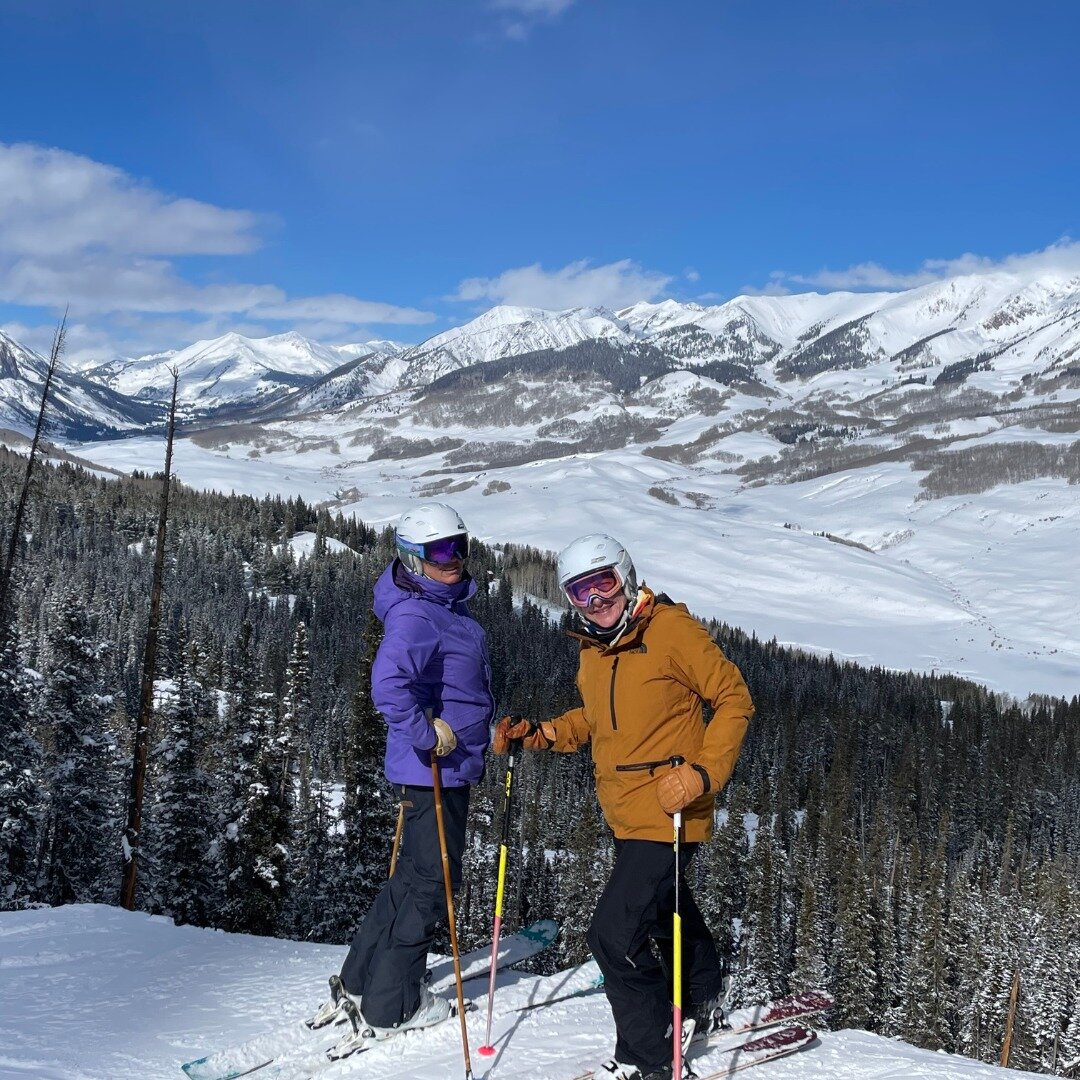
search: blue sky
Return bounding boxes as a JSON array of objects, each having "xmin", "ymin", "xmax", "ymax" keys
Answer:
[{"xmin": 1, "ymin": 0, "xmax": 1077, "ymax": 361}]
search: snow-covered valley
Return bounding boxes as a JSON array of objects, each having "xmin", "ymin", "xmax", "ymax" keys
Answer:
[
  {"xmin": 2, "ymin": 265, "xmax": 1077, "ymax": 699},
  {"xmin": 67, "ymin": 422, "xmax": 1079, "ymax": 700}
]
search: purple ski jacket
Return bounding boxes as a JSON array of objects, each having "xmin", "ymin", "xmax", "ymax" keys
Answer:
[{"xmin": 371, "ymin": 559, "xmax": 493, "ymax": 787}]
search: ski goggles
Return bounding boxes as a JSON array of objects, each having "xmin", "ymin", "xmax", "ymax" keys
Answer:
[
  {"xmin": 564, "ymin": 566, "xmax": 623, "ymax": 609},
  {"xmin": 398, "ymin": 532, "xmax": 469, "ymax": 565}
]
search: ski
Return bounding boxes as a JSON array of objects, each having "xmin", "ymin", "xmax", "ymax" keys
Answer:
[
  {"xmin": 571, "ymin": 1025, "xmax": 818, "ymax": 1080},
  {"xmin": 247, "ymin": 999, "xmax": 477, "ymax": 1080},
  {"xmin": 709, "ymin": 989, "xmax": 832, "ymax": 1039},
  {"xmin": 692, "ymin": 1025, "xmax": 818, "ymax": 1078},
  {"xmin": 180, "ymin": 918, "xmax": 558, "ymax": 1080}
]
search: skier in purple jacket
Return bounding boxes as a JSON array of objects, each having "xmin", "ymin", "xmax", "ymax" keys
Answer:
[{"xmin": 330, "ymin": 502, "xmax": 493, "ymax": 1042}]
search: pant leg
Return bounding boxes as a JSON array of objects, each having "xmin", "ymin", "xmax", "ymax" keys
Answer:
[
  {"xmin": 587, "ymin": 839, "xmax": 683, "ymax": 1071},
  {"xmin": 651, "ymin": 847, "xmax": 723, "ymax": 1010},
  {"xmin": 339, "ymin": 783, "xmax": 469, "ymax": 1027}
]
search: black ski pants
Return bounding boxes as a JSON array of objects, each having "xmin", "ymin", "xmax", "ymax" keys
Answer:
[
  {"xmin": 587, "ymin": 838, "xmax": 723, "ymax": 1072},
  {"xmin": 339, "ymin": 783, "xmax": 470, "ymax": 1028}
]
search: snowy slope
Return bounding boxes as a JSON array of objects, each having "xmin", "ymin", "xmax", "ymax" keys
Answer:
[
  {"xmin": 333, "ymin": 340, "xmax": 404, "ymax": 363},
  {"xmin": 0, "ymin": 905, "xmax": 1045, "ymax": 1080},
  {"xmin": 68, "ymin": 423, "xmax": 1080, "ymax": 700}
]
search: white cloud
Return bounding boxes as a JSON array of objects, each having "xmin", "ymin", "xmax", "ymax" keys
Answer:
[
  {"xmin": 0, "ymin": 142, "xmax": 434, "ymax": 348},
  {"xmin": 0, "ymin": 143, "xmax": 261, "ymax": 258},
  {"xmin": 772, "ymin": 238, "xmax": 1080, "ymax": 292},
  {"xmin": 452, "ymin": 258, "xmax": 672, "ymax": 310},
  {"xmin": 252, "ymin": 294, "xmax": 434, "ymax": 326},
  {"xmin": 490, "ymin": 0, "xmax": 577, "ymax": 39},
  {"xmin": 491, "ymin": 0, "xmax": 576, "ymax": 13}
]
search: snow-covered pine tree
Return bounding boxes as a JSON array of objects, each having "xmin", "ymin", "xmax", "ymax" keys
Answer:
[
  {"xmin": 897, "ymin": 834, "xmax": 953, "ymax": 1050},
  {"xmin": 457, "ymin": 774, "xmax": 497, "ymax": 950},
  {"xmin": 287, "ymin": 745, "xmax": 336, "ymax": 940},
  {"xmin": 223, "ymin": 678, "xmax": 292, "ymax": 936},
  {"xmin": 144, "ymin": 653, "xmax": 211, "ymax": 926},
  {"xmin": 557, "ymin": 796, "xmax": 611, "ymax": 968},
  {"xmin": 701, "ymin": 780, "xmax": 751, "ymax": 967},
  {"xmin": 36, "ymin": 590, "xmax": 119, "ymax": 904},
  {"xmin": 734, "ymin": 810, "xmax": 783, "ymax": 1006},
  {"xmin": 830, "ymin": 834, "xmax": 877, "ymax": 1028},
  {"xmin": 789, "ymin": 871, "xmax": 828, "ymax": 996},
  {"xmin": 338, "ymin": 609, "xmax": 394, "ymax": 910},
  {"xmin": 0, "ymin": 619, "xmax": 41, "ymax": 908}
]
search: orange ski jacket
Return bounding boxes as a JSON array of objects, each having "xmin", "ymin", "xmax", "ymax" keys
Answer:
[{"xmin": 548, "ymin": 587, "xmax": 753, "ymax": 843}]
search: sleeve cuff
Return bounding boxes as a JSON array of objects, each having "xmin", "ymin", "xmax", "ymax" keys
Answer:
[{"xmin": 692, "ymin": 763, "xmax": 712, "ymax": 794}]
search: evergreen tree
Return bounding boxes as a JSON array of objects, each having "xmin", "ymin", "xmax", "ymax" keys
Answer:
[
  {"xmin": 145, "ymin": 657, "xmax": 210, "ymax": 925},
  {"xmin": 830, "ymin": 836, "xmax": 876, "ymax": 1028},
  {"xmin": 36, "ymin": 590, "xmax": 118, "ymax": 904},
  {"xmin": 223, "ymin": 683, "xmax": 291, "ymax": 935},
  {"xmin": 737, "ymin": 817, "xmax": 783, "ymax": 1005},
  {"xmin": 0, "ymin": 621, "xmax": 40, "ymax": 907},
  {"xmin": 339, "ymin": 610, "xmax": 395, "ymax": 908}
]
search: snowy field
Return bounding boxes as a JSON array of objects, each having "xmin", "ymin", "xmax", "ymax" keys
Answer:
[
  {"xmin": 0, "ymin": 905, "xmax": 1045, "ymax": 1080},
  {"xmin": 70, "ymin": 431, "xmax": 1080, "ymax": 700}
]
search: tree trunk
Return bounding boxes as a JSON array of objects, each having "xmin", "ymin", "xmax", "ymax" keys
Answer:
[
  {"xmin": 0, "ymin": 313, "xmax": 66, "ymax": 625},
  {"xmin": 120, "ymin": 369, "xmax": 179, "ymax": 910},
  {"xmin": 1000, "ymin": 967, "xmax": 1020, "ymax": 1068}
]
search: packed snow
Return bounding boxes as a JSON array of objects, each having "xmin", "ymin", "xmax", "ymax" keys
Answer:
[{"xmin": 0, "ymin": 905, "xmax": 1046, "ymax": 1080}]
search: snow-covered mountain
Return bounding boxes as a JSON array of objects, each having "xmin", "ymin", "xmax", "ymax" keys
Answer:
[
  {"xmin": 83, "ymin": 330, "xmax": 349, "ymax": 416},
  {"xmin": 0, "ymin": 329, "xmax": 160, "ymax": 438},
  {"xmin": 333, "ymin": 339, "xmax": 405, "ymax": 362},
  {"xmin": 0, "ymin": 904, "xmax": 1050, "ymax": 1080}
]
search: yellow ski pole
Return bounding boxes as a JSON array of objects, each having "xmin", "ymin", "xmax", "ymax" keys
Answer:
[
  {"xmin": 671, "ymin": 755, "xmax": 685, "ymax": 1080},
  {"xmin": 478, "ymin": 737, "xmax": 522, "ymax": 1057}
]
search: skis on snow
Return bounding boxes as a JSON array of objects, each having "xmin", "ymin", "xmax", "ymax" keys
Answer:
[
  {"xmin": 689, "ymin": 1024, "xmax": 819, "ymax": 1079},
  {"xmin": 571, "ymin": 1025, "xmax": 820, "ymax": 1080},
  {"xmin": 706, "ymin": 988, "xmax": 832, "ymax": 1039},
  {"xmin": 570, "ymin": 987, "xmax": 832, "ymax": 1080},
  {"xmin": 180, "ymin": 918, "xmax": 558, "ymax": 1080}
]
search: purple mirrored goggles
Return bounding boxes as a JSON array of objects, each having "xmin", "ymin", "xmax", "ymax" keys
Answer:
[{"xmin": 398, "ymin": 532, "xmax": 469, "ymax": 565}]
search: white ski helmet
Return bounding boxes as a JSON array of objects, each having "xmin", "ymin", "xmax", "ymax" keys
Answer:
[
  {"xmin": 395, "ymin": 502, "xmax": 469, "ymax": 575},
  {"xmin": 556, "ymin": 534, "xmax": 637, "ymax": 606}
]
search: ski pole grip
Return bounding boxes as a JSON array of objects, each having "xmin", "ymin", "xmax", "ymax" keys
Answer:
[{"xmin": 671, "ymin": 755, "xmax": 685, "ymax": 768}]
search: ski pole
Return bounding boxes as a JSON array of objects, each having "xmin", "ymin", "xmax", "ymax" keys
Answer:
[
  {"xmin": 431, "ymin": 749, "xmax": 474, "ymax": 1080},
  {"xmin": 388, "ymin": 793, "xmax": 412, "ymax": 878},
  {"xmin": 478, "ymin": 736, "xmax": 522, "ymax": 1057},
  {"xmin": 671, "ymin": 755, "xmax": 685, "ymax": 1080}
]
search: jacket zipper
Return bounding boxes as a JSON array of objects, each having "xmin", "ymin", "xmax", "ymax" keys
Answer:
[{"xmin": 609, "ymin": 656, "xmax": 620, "ymax": 730}]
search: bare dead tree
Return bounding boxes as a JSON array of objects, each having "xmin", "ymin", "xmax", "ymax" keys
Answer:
[
  {"xmin": 1000, "ymin": 966, "xmax": 1020, "ymax": 1068},
  {"xmin": 120, "ymin": 367, "xmax": 180, "ymax": 910},
  {"xmin": 0, "ymin": 311, "xmax": 67, "ymax": 626}
]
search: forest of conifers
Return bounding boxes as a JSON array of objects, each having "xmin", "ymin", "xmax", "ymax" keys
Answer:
[{"xmin": 1, "ymin": 447, "xmax": 1078, "ymax": 1075}]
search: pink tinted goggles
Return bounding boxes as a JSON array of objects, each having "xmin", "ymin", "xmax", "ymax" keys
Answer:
[{"xmin": 564, "ymin": 567, "xmax": 623, "ymax": 608}]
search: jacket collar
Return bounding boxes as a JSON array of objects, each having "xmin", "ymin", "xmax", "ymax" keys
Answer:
[{"xmin": 390, "ymin": 558, "xmax": 477, "ymax": 607}]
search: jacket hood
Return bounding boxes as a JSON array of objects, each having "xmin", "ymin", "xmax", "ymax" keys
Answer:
[{"xmin": 373, "ymin": 558, "xmax": 478, "ymax": 622}]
